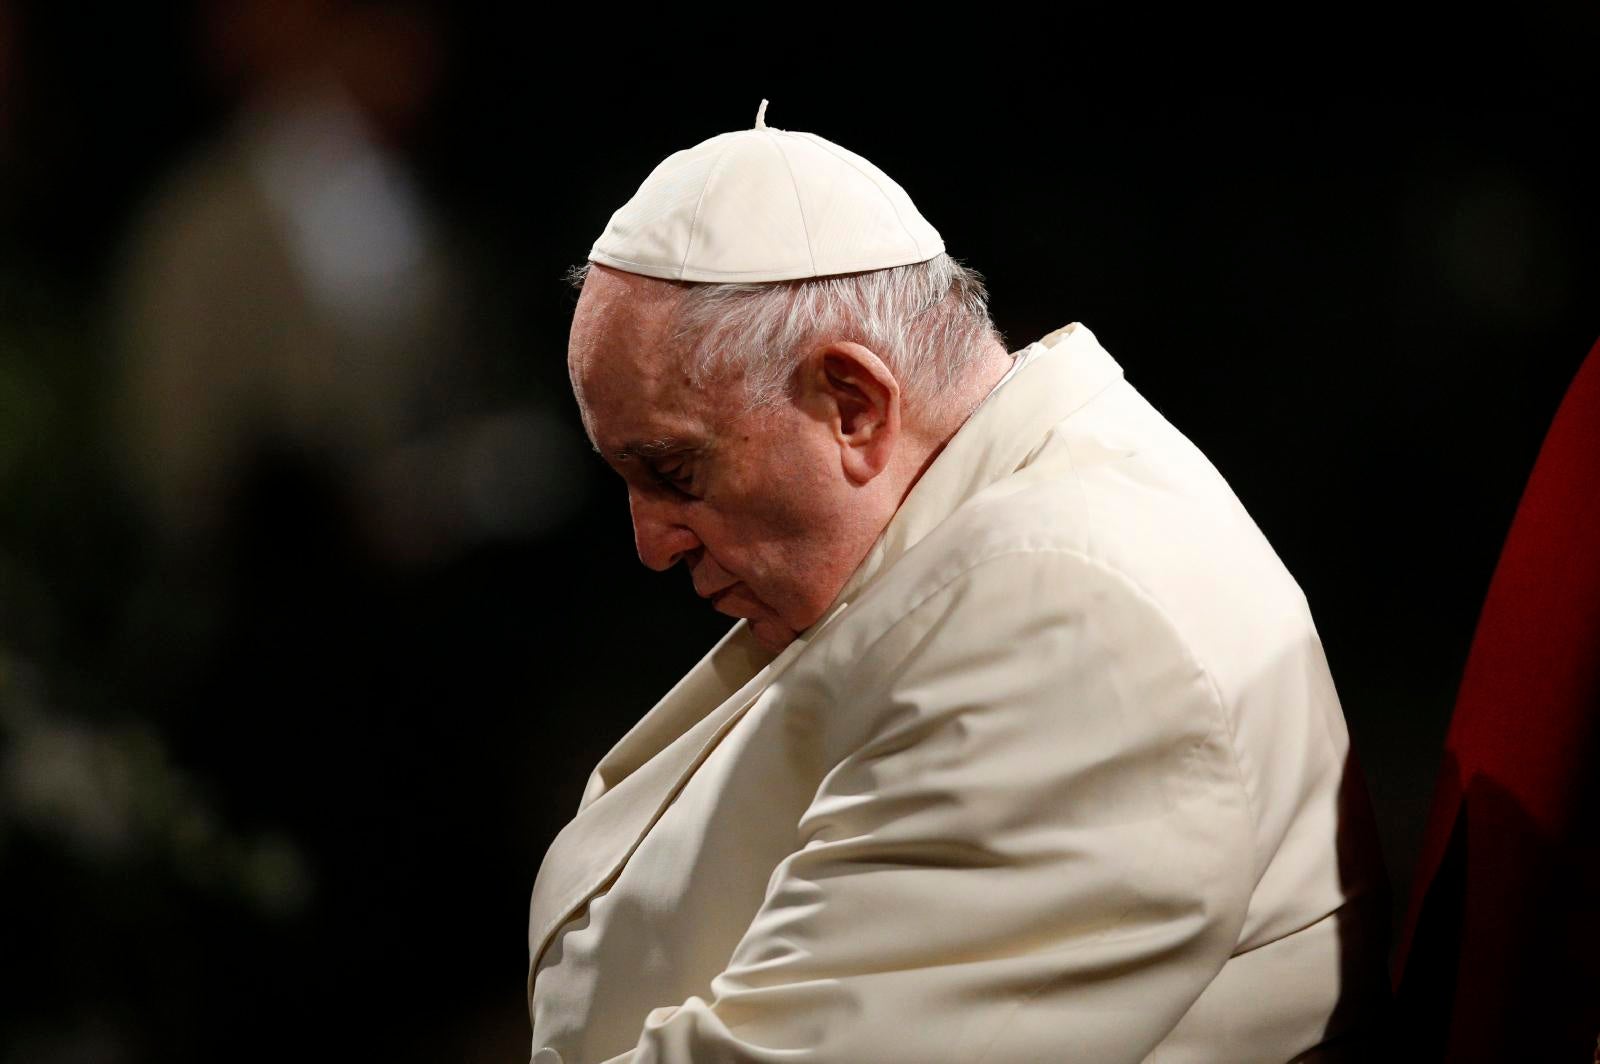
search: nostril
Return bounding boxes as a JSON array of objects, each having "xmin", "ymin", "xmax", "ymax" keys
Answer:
[{"xmin": 632, "ymin": 512, "xmax": 701, "ymax": 573}]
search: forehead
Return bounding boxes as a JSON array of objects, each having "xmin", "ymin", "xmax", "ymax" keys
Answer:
[{"xmin": 568, "ymin": 268, "xmax": 708, "ymax": 455}]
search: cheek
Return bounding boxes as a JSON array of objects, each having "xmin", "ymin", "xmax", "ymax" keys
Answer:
[{"xmin": 757, "ymin": 464, "xmax": 836, "ymax": 538}]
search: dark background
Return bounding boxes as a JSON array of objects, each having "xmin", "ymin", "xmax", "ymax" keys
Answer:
[{"xmin": 1, "ymin": 6, "xmax": 1595, "ymax": 1061}]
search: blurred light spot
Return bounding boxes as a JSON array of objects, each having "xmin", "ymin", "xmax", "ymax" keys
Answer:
[
  {"xmin": 1, "ymin": 713, "xmax": 136, "ymax": 859},
  {"xmin": 249, "ymin": 79, "xmax": 431, "ymax": 339},
  {"xmin": 0, "ymin": 650, "xmax": 313, "ymax": 916},
  {"xmin": 242, "ymin": 831, "xmax": 313, "ymax": 917}
]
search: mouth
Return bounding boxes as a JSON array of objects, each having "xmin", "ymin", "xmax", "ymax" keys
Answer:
[
  {"xmin": 692, "ymin": 564, "xmax": 740, "ymax": 604},
  {"xmin": 710, "ymin": 583, "xmax": 773, "ymax": 623}
]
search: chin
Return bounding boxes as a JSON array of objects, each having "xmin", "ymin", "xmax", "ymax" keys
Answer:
[{"xmin": 748, "ymin": 616, "xmax": 798, "ymax": 653}]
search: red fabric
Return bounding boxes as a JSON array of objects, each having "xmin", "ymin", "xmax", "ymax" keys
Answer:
[{"xmin": 1393, "ymin": 336, "xmax": 1600, "ymax": 1060}]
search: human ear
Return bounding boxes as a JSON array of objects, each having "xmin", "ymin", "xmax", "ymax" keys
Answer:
[{"xmin": 806, "ymin": 342, "xmax": 900, "ymax": 484}]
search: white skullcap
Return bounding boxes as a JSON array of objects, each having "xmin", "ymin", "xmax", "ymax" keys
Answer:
[{"xmin": 587, "ymin": 99, "xmax": 945, "ymax": 283}]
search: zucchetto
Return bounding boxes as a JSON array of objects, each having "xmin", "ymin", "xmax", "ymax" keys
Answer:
[{"xmin": 588, "ymin": 99, "xmax": 945, "ymax": 283}]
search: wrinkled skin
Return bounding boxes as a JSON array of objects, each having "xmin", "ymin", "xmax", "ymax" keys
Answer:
[{"xmin": 567, "ymin": 264, "xmax": 1008, "ymax": 652}]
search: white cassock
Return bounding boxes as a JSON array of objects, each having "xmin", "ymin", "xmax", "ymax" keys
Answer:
[{"xmin": 527, "ymin": 322, "xmax": 1391, "ymax": 1063}]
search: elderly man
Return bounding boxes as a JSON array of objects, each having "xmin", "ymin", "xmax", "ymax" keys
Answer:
[{"xmin": 527, "ymin": 102, "xmax": 1390, "ymax": 1063}]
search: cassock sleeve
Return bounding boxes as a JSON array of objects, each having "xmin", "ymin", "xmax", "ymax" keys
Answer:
[{"xmin": 598, "ymin": 547, "xmax": 1257, "ymax": 1063}]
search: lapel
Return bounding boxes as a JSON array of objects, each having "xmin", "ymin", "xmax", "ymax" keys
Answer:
[
  {"xmin": 527, "ymin": 600, "xmax": 848, "ymax": 976},
  {"xmin": 527, "ymin": 321, "xmax": 1125, "ymax": 979}
]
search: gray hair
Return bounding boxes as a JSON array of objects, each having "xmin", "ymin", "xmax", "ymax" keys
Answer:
[{"xmin": 564, "ymin": 253, "xmax": 1007, "ymax": 418}]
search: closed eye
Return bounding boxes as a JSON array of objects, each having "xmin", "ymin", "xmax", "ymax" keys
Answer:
[{"xmin": 650, "ymin": 458, "xmax": 698, "ymax": 498}]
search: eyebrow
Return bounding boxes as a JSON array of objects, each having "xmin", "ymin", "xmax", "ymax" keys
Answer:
[{"xmin": 602, "ymin": 435, "xmax": 698, "ymax": 463}]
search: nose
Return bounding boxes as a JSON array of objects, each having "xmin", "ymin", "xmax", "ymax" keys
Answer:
[{"xmin": 628, "ymin": 488, "xmax": 702, "ymax": 572}]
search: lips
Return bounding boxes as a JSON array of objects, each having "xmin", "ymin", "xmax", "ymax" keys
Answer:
[
  {"xmin": 691, "ymin": 563, "xmax": 739, "ymax": 602},
  {"xmin": 691, "ymin": 558, "xmax": 749, "ymax": 615},
  {"xmin": 710, "ymin": 583, "xmax": 770, "ymax": 623}
]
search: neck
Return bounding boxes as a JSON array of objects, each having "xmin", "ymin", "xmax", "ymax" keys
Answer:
[{"xmin": 895, "ymin": 339, "xmax": 1016, "ymax": 506}]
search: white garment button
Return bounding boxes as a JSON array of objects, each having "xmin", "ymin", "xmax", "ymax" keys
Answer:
[{"xmin": 531, "ymin": 1049, "xmax": 562, "ymax": 1064}]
